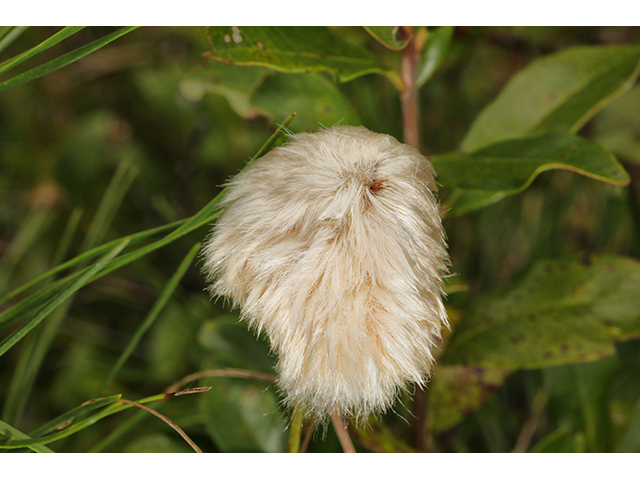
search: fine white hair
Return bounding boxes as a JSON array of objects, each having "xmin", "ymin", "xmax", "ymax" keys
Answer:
[{"xmin": 202, "ymin": 125, "xmax": 449, "ymax": 420}]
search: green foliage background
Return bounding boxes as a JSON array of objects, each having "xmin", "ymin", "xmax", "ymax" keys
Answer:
[{"xmin": 2, "ymin": 26, "xmax": 640, "ymax": 453}]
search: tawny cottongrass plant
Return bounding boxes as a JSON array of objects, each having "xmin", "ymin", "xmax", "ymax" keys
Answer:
[{"xmin": 202, "ymin": 125, "xmax": 449, "ymax": 420}]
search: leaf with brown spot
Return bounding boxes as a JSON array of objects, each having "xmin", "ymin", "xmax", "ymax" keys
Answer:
[
  {"xmin": 427, "ymin": 365, "xmax": 510, "ymax": 434},
  {"xmin": 442, "ymin": 256, "xmax": 640, "ymax": 369}
]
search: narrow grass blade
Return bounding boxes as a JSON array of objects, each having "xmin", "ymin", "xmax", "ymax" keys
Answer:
[
  {"xmin": 0, "ymin": 26, "xmax": 30, "ymax": 56},
  {"xmin": 80, "ymin": 158, "xmax": 139, "ymax": 252},
  {"xmin": 0, "ymin": 220, "xmax": 179, "ymax": 306},
  {"xmin": 0, "ymin": 419, "xmax": 54, "ymax": 453},
  {"xmin": 29, "ymin": 395, "xmax": 122, "ymax": 438},
  {"xmin": 0, "ymin": 113, "xmax": 296, "ymax": 329},
  {"xmin": 0, "ymin": 204, "xmax": 56, "ymax": 294},
  {"xmin": 0, "ymin": 389, "xmax": 200, "ymax": 449},
  {"xmin": 94, "ymin": 242, "xmax": 202, "ymax": 397},
  {"xmin": 0, "ymin": 238, "xmax": 130, "ymax": 358},
  {"xmin": 0, "ymin": 27, "xmax": 83, "ymax": 73},
  {"xmin": 0, "ymin": 26, "xmax": 137, "ymax": 92},
  {"xmin": 3, "ymin": 161, "xmax": 136, "ymax": 422},
  {"xmin": 53, "ymin": 207, "xmax": 84, "ymax": 266},
  {"xmin": 1, "ymin": 209, "xmax": 83, "ymax": 423}
]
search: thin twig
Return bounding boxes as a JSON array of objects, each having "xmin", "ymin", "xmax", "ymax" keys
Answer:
[
  {"xmin": 512, "ymin": 389, "xmax": 548, "ymax": 453},
  {"xmin": 300, "ymin": 415, "xmax": 318, "ymax": 453},
  {"xmin": 164, "ymin": 368, "xmax": 277, "ymax": 394},
  {"xmin": 118, "ymin": 398, "xmax": 203, "ymax": 453},
  {"xmin": 331, "ymin": 411, "xmax": 356, "ymax": 453}
]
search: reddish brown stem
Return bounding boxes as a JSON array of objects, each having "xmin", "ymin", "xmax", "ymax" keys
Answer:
[
  {"xmin": 331, "ymin": 411, "xmax": 356, "ymax": 453},
  {"xmin": 400, "ymin": 26, "xmax": 420, "ymax": 150},
  {"xmin": 400, "ymin": 26, "xmax": 429, "ymax": 451}
]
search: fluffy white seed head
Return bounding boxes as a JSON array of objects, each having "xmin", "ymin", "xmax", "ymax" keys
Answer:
[{"xmin": 202, "ymin": 125, "xmax": 449, "ymax": 420}]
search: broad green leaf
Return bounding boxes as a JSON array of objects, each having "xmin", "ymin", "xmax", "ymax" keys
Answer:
[
  {"xmin": 201, "ymin": 377, "xmax": 286, "ymax": 452},
  {"xmin": 364, "ymin": 26, "xmax": 408, "ymax": 50},
  {"xmin": 615, "ymin": 394, "xmax": 640, "ymax": 452},
  {"xmin": 594, "ymin": 84, "xmax": 640, "ymax": 165},
  {"xmin": 427, "ymin": 365, "xmax": 510, "ymax": 434},
  {"xmin": 461, "ymin": 45, "xmax": 640, "ymax": 152},
  {"xmin": 198, "ymin": 318, "xmax": 284, "ymax": 452},
  {"xmin": 251, "ymin": 73, "xmax": 362, "ymax": 131},
  {"xmin": 433, "ymin": 132, "xmax": 630, "ymax": 216},
  {"xmin": 0, "ymin": 27, "xmax": 138, "ymax": 92},
  {"xmin": 443, "ymin": 256, "xmax": 640, "ymax": 369},
  {"xmin": 417, "ymin": 26, "xmax": 453, "ymax": 87},
  {"xmin": 204, "ymin": 26, "xmax": 392, "ymax": 83},
  {"xmin": 351, "ymin": 417, "xmax": 414, "ymax": 452},
  {"xmin": 183, "ymin": 61, "xmax": 269, "ymax": 117}
]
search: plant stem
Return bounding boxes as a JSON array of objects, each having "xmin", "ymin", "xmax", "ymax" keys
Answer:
[
  {"xmin": 288, "ymin": 405, "xmax": 304, "ymax": 453},
  {"xmin": 400, "ymin": 25, "xmax": 430, "ymax": 451},
  {"xmin": 331, "ymin": 411, "xmax": 355, "ymax": 453},
  {"xmin": 400, "ymin": 26, "xmax": 420, "ymax": 150}
]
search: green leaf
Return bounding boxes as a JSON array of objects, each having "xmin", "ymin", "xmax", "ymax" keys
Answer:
[
  {"xmin": 615, "ymin": 394, "xmax": 640, "ymax": 452},
  {"xmin": 0, "ymin": 395, "xmax": 121, "ymax": 449},
  {"xmin": 417, "ymin": 26, "xmax": 453, "ymax": 87},
  {"xmin": 594, "ymin": 84, "xmax": 640, "ymax": 165},
  {"xmin": 433, "ymin": 132, "xmax": 630, "ymax": 216},
  {"xmin": 201, "ymin": 377, "xmax": 286, "ymax": 452},
  {"xmin": 204, "ymin": 26, "xmax": 392, "ymax": 83},
  {"xmin": 427, "ymin": 365, "xmax": 510, "ymax": 434},
  {"xmin": 184, "ymin": 61, "xmax": 269, "ymax": 117},
  {"xmin": 351, "ymin": 417, "xmax": 415, "ymax": 452},
  {"xmin": 542, "ymin": 358, "xmax": 619, "ymax": 451},
  {"xmin": 0, "ymin": 419, "xmax": 54, "ymax": 453},
  {"xmin": 364, "ymin": 26, "xmax": 408, "ymax": 50},
  {"xmin": 0, "ymin": 26, "xmax": 30, "ymax": 55},
  {"xmin": 461, "ymin": 45, "xmax": 640, "ymax": 152},
  {"xmin": 0, "ymin": 26, "xmax": 84, "ymax": 76},
  {"xmin": 0, "ymin": 26, "xmax": 138, "ymax": 92},
  {"xmin": 198, "ymin": 318, "xmax": 284, "ymax": 452},
  {"xmin": 443, "ymin": 256, "xmax": 640, "ymax": 369},
  {"xmin": 530, "ymin": 427, "xmax": 586, "ymax": 453},
  {"xmin": 251, "ymin": 73, "xmax": 361, "ymax": 131}
]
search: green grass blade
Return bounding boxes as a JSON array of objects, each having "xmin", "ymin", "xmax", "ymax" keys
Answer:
[
  {"xmin": 0, "ymin": 26, "xmax": 30, "ymax": 56},
  {"xmin": 0, "ymin": 27, "xmax": 83, "ymax": 74},
  {"xmin": 2, "ymin": 162, "xmax": 137, "ymax": 422},
  {"xmin": 89, "ymin": 408, "xmax": 148, "ymax": 452},
  {"xmin": 0, "ymin": 205, "xmax": 56, "ymax": 294},
  {"xmin": 0, "ymin": 392, "xmax": 166, "ymax": 449},
  {"xmin": 94, "ymin": 242, "xmax": 202, "ymax": 398},
  {"xmin": 0, "ymin": 219, "xmax": 180, "ymax": 306},
  {"xmin": 52, "ymin": 207, "xmax": 84, "ymax": 266},
  {"xmin": 29, "ymin": 395, "xmax": 122, "ymax": 438},
  {"xmin": 0, "ymin": 419, "xmax": 54, "ymax": 453},
  {"xmin": 80, "ymin": 158, "xmax": 139, "ymax": 253},
  {"xmin": 0, "ymin": 238, "xmax": 130, "ymax": 358},
  {"xmin": 0, "ymin": 113, "xmax": 296, "ymax": 330},
  {"xmin": 0, "ymin": 26, "xmax": 137, "ymax": 92}
]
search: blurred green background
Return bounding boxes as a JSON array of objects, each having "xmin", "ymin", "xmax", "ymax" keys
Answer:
[{"xmin": 2, "ymin": 26, "xmax": 640, "ymax": 453}]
